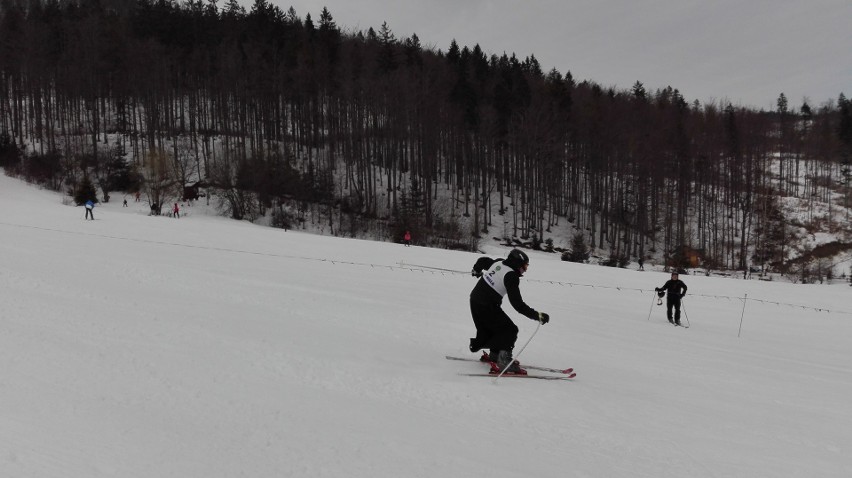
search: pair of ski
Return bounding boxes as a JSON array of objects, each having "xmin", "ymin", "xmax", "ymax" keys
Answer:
[{"xmin": 446, "ymin": 353, "xmax": 576, "ymax": 381}]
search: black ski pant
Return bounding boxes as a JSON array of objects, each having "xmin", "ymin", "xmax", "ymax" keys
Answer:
[
  {"xmin": 667, "ymin": 298, "xmax": 682, "ymax": 323},
  {"xmin": 469, "ymin": 300, "xmax": 518, "ymax": 354},
  {"xmin": 85, "ymin": 208, "xmax": 94, "ymax": 220}
]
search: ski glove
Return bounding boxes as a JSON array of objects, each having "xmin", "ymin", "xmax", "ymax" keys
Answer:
[
  {"xmin": 471, "ymin": 268, "xmax": 482, "ymax": 278},
  {"xmin": 537, "ymin": 312, "xmax": 550, "ymax": 324}
]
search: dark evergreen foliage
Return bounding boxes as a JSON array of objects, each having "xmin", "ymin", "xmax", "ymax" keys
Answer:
[
  {"xmin": 73, "ymin": 175, "xmax": 98, "ymax": 206},
  {"xmin": 0, "ymin": 1, "xmax": 848, "ymax": 259},
  {"xmin": 0, "ymin": 133, "xmax": 21, "ymax": 171},
  {"xmin": 24, "ymin": 151, "xmax": 62, "ymax": 190},
  {"xmin": 563, "ymin": 233, "xmax": 589, "ymax": 263}
]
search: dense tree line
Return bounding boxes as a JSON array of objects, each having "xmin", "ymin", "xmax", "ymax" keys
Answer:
[{"xmin": 1, "ymin": 0, "xmax": 850, "ymax": 272}]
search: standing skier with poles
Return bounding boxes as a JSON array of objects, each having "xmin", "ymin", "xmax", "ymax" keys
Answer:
[
  {"xmin": 655, "ymin": 272, "xmax": 688, "ymax": 325},
  {"xmin": 84, "ymin": 200, "xmax": 95, "ymax": 220},
  {"xmin": 468, "ymin": 249, "xmax": 550, "ymax": 375}
]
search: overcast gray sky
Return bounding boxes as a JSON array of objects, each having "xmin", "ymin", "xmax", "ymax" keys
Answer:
[{"xmin": 276, "ymin": 0, "xmax": 850, "ymax": 110}]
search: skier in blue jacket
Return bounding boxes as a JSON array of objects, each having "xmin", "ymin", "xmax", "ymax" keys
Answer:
[{"xmin": 84, "ymin": 200, "xmax": 95, "ymax": 220}]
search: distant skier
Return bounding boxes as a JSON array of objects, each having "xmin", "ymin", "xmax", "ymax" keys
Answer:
[
  {"xmin": 403, "ymin": 230, "xmax": 411, "ymax": 246},
  {"xmin": 84, "ymin": 200, "xmax": 95, "ymax": 220},
  {"xmin": 173, "ymin": 203, "xmax": 180, "ymax": 218},
  {"xmin": 123, "ymin": 198, "xmax": 128, "ymax": 207},
  {"xmin": 655, "ymin": 272, "xmax": 688, "ymax": 325},
  {"xmin": 468, "ymin": 249, "xmax": 550, "ymax": 374}
]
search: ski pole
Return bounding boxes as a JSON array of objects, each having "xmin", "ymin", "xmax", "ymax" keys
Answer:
[
  {"xmin": 493, "ymin": 320, "xmax": 542, "ymax": 384},
  {"xmin": 681, "ymin": 299, "xmax": 691, "ymax": 327},
  {"xmin": 646, "ymin": 290, "xmax": 657, "ymax": 321},
  {"xmin": 737, "ymin": 293, "xmax": 747, "ymax": 337}
]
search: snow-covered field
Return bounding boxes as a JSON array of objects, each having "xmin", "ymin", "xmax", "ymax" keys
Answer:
[{"xmin": 1, "ymin": 174, "xmax": 850, "ymax": 478}]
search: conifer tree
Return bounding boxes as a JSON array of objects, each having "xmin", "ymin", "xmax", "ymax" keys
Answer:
[
  {"xmin": 73, "ymin": 175, "xmax": 98, "ymax": 206},
  {"xmin": 563, "ymin": 233, "xmax": 589, "ymax": 263}
]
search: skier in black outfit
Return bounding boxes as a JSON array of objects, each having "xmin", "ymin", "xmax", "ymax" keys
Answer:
[
  {"xmin": 655, "ymin": 272, "xmax": 688, "ymax": 325},
  {"xmin": 468, "ymin": 249, "xmax": 550, "ymax": 374}
]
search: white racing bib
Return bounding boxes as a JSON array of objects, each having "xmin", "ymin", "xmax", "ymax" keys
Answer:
[{"xmin": 482, "ymin": 262, "xmax": 510, "ymax": 297}]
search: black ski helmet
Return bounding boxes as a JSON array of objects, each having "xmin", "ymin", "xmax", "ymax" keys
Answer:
[{"xmin": 505, "ymin": 249, "xmax": 530, "ymax": 271}]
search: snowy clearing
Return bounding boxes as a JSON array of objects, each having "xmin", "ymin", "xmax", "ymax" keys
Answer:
[{"xmin": 1, "ymin": 174, "xmax": 851, "ymax": 478}]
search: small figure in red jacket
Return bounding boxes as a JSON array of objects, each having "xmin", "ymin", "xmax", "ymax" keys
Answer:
[
  {"xmin": 403, "ymin": 230, "xmax": 411, "ymax": 247},
  {"xmin": 173, "ymin": 203, "xmax": 180, "ymax": 219}
]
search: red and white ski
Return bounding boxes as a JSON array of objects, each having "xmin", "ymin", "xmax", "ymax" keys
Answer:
[
  {"xmin": 459, "ymin": 372, "xmax": 576, "ymax": 380},
  {"xmin": 445, "ymin": 354, "xmax": 576, "ymax": 377}
]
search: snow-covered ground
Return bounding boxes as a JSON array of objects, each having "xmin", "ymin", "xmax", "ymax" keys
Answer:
[{"xmin": 1, "ymin": 174, "xmax": 851, "ymax": 478}]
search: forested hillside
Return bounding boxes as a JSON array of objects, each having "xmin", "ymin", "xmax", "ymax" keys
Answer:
[{"xmin": 1, "ymin": 0, "xmax": 850, "ymax": 277}]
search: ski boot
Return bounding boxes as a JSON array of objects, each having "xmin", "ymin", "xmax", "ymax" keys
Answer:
[{"xmin": 491, "ymin": 350, "xmax": 527, "ymax": 375}]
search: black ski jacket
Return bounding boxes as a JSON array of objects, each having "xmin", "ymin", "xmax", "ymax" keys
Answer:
[
  {"xmin": 657, "ymin": 279, "xmax": 688, "ymax": 299},
  {"xmin": 470, "ymin": 257, "xmax": 538, "ymax": 320}
]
